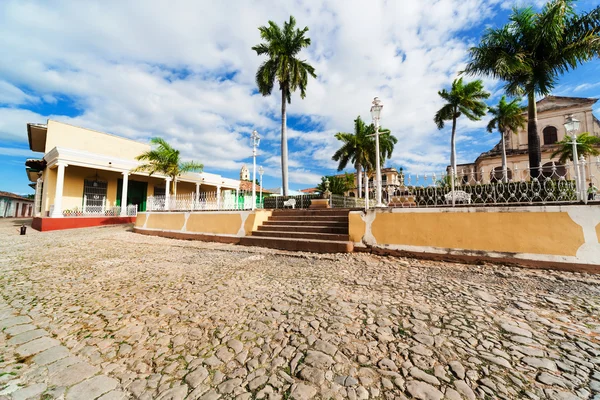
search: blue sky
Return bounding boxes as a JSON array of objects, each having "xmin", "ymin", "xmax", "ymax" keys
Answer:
[{"xmin": 1, "ymin": 0, "xmax": 599, "ymax": 195}]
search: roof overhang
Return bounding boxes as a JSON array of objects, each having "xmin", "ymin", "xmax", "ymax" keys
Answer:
[
  {"xmin": 27, "ymin": 123, "xmax": 48, "ymax": 152},
  {"xmin": 26, "ymin": 168, "xmax": 42, "ymax": 182}
]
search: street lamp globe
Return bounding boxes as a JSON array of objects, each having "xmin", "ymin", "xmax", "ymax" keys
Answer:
[
  {"xmin": 370, "ymin": 97, "xmax": 383, "ymax": 120},
  {"xmin": 251, "ymin": 130, "xmax": 261, "ymax": 147},
  {"xmin": 563, "ymin": 115, "xmax": 580, "ymax": 133}
]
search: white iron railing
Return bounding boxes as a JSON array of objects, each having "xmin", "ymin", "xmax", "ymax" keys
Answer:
[
  {"xmin": 62, "ymin": 204, "xmax": 137, "ymax": 217},
  {"xmin": 147, "ymin": 190, "xmax": 262, "ymax": 211}
]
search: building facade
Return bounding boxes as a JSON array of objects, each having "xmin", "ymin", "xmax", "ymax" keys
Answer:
[
  {"xmin": 456, "ymin": 96, "xmax": 600, "ymax": 184},
  {"xmin": 26, "ymin": 120, "xmax": 240, "ymax": 230},
  {"xmin": 0, "ymin": 191, "xmax": 34, "ymax": 218},
  {"xmin": 341, "ymin": 167, "xmax": 405, "ymax": 198}
]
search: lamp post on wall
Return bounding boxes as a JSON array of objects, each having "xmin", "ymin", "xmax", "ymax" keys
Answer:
[
  {"xmin": 251, "ymin": 130, "xmax": 260, "ymax": 210},
  {"xmin": 564, "ymin": 115, "xmax": 582, "ymax": 201},
  {"xmin": 369, "ymin": 97, "xmax": 384, "ymax": 207},
  {"xmin": 258, "ymin": 166, "xmax": 264, "ymax": 208}
]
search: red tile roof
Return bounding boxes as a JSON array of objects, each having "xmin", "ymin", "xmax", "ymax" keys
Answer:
[
  {"xmin": 0, "ymin": 191, "xmax": 33, "ymax": 202},
  {"xmin": 238, "ymin": 180, "xmax": 273, "ymax": 193}
]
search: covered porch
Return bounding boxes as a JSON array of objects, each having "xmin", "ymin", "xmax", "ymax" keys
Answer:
[{"xmin": 28, "ymin": 147, "xmax": 235, "ymax": 230}]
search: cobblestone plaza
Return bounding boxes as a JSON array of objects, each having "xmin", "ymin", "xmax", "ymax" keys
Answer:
[{"xmin": 1, "ymin": 219, "xmax": 599, "ymax": 399}]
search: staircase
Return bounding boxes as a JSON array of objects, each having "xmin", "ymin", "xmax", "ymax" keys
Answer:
[{"xmin": 240, "ymin": 209, "xmax": 353, "ymax": 253}]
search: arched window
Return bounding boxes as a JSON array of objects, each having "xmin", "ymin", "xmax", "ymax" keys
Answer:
[
  {"xmin": 543, "ymin": 126, "xmax": 558, "ymax": 145},
  {"xmin": 490, "ymin": 167, "xmax": 513, "ymax": 182},
  {"xmin": 540, "ymin": 162, "xmax": 566, "ymax": 180}
]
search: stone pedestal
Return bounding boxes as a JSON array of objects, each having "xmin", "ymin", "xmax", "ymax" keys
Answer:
[{"xmin": 310, "ymin": 199, "xmax": 330, "ymax": 209}]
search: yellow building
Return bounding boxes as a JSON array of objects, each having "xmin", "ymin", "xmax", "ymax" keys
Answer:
[
  {"xmin": 456, "ymin": 96, "xmax": 600, "ymax": 184},
  {"xmin": 25, "ymin": 120, "xmax": 239, "ymax": 230}
]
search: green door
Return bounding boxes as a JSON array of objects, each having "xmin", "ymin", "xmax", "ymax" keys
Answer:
[{"xmin": 117, "ymin": 180, "xmax": 148, "ymax": 212}]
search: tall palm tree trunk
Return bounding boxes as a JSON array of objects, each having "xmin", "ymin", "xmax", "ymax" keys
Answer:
[
  {"xmin": 281, "ymin": 88, "xmax": 289, "ymax": 196},
  {"xmin": 450, "ymin": 113, "xmax": 457, "ymax": 206},
  {"xmin": 527, "ymin": 92, "xmax": 541, "ymax": 179},
  {"xmin": 500, "ymin": 129, "xmax": 508, "ymax": 183},
  {"xmin": 356, "ymin": 163, "xmax": 362, "ymax": 198}
]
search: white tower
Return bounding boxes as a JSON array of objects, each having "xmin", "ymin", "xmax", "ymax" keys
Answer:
[{"xmin": 240, "ymin": 164, "xmax": 250, "ymax": 181}]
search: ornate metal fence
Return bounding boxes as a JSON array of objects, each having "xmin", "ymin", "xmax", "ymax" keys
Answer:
[
  {"xmin": 330, "ymin": 194, "xmax": 375, "ymax": 208},
  {"xmin": 392, "ymin": 161, "xmax": 587, "ymax": 208},
  {"xmin": 263, "ymin": 194, "xmax": 321, "ymax": 209}
]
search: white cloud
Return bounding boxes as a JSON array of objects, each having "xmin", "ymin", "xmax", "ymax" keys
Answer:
[
  {"xmin": 0, "ymin": 147, "xmax": 39, "ymax": 157},
  {"xmin": 0, "ymin": 0, "xmax": 538, "ymax": 187}
]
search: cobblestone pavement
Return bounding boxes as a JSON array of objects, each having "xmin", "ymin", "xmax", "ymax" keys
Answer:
[{"xmin": 1, "ymin": 219, "xmax": 600, "ymax": 400}]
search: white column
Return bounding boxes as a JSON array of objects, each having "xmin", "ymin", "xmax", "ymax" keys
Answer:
[
  {"xmin": 165, "ymin": 177, "xmax": 171, "ymax": 211},
  {"xmin": 120, "ymin": 172, "xmax": 129, "ymax": 216},
  {"xmin": 375, "ymin": 121, "xmax": 383, "ymax": 207},
  {"xmin": 33, "ymin": 177, "xmax": 42, "ymax": 217},
  {"xmin": 216, "ymin": 185, "xmax": 222, "ymax": 210},
  {"xmin": 252, "ymin": 150, "xmax": 257, "ymax": 210},
  {"xmin": 193, "ymin": 183, "xmax": 200, "ymax": 210},
  {"xmin": 50, "ymin": 163, "xmax": 67, "ymax": 218},
  {"xmin": 235, "ymin": 188, "xmax": 239, "ymax": 210},
  {"xmin": 259, "ymin": 176, "xmax": 263, "ymax": 207},
  {"xmin": 364, "ymin": 169, "xmax": 369, "ymax": 211},
  {"xmin": 217, "ymin": 185, "xmax": 221, "ymax": 210}
]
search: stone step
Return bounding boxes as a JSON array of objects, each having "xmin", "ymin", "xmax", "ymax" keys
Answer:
[
  {"xmin": 239, "ymin": 236, "xmax": 353, "ymax": 253},
  {"xmin": 251, "ymin": 230, "xmax": 350, "ymax": 241},
  {"xmin": 271, "ymin": 209, "xmax": 350, "ymax": 217},
  {"xmin": 256, "ymin": 225, "xmax": 348, "ymax": 234},
  {"xmin": 268, "ymin": 215, "xmax": 348, "ymax": 222},
  {"xmin": 263, "ymin": 220, "xmax": 347, "ymax": 227}
]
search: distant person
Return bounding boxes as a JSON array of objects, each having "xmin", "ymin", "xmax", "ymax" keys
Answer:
[{"xmin": 589, "ymin": 183, "xmax": 598, "ymax": 201}]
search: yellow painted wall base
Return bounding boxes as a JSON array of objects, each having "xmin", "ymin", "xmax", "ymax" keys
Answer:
[
  {"xmin": 135, "ymin": 210, "xmax": 272, "ymax": 238},
  {"xmin": 351, "ymin": 205, "xmax": 600, "ymax": 267}
]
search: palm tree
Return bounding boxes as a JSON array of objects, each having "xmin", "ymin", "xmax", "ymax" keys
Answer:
[
  {"xmin": 332, "ymin": 116, "xmax": 397, "ymax": 198},
  {"xmin": 332, "ymin": 117, "xmax": 369, "ymax": 198},
  {"xmin": 252, "ymin": 16, "xmax": 317, "ymax": 196},
  {"xmin": 551, "ymin": 132, "xmax": 600, "ymax": 164},
  {"xmin": 434, "ymin": 77, "xmax": 490, "ymax": 195},
  {"xmin": 486, "ymin": 96, "xmax": 527, "ymax": 182},
  {"xmin": 366, "ymin": 123, "xmax": 397, "ymax": 166},
  {"xmin": 316, "ymin": 174, "xmax": 354, "ymax": 196},
  {"xmin": 133, "ymin": 137, "xmax": 203, "ymax": 195},
  {"xmin": 464, "ymin": 0, "xmax": 600, "ymax": 175}
]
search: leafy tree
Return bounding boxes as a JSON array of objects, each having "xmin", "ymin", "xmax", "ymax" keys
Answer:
[
  {"xmin": 133, "ymin": 137, "xmax": 203, "ymax": 195},
  {"xmin": 316, "ymin": 174, "xmax": 355, "ymax": 196},
  {"xmin": 486, "ymin": 96, "xmax": 527, "ymax": 182},
  {"xmin": 551, "ymin": 132, "xmax": 600, "ymax": 164},
  {"xmin": 464, "ymin": 0, "xmax": 600, "ymax": 173},
  {"xmin": 332, "ymin": 116, "xmax": 397, "ymax": 198},
  {"xmin": 434, "ymin": 78, "xmax": 489, "ymax": 192},
  {"xmin": 252, "ymin": 16, "xmax": 317, "ymax": 196}
]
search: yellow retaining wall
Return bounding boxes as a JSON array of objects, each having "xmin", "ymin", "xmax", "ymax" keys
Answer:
[
  {"xmin": 350, "ymin": 206, "xmax": 600, "ymax": 267},
  {"xmin": 135, "ymin": 210, "xmax": 272, "ymax": 238}
]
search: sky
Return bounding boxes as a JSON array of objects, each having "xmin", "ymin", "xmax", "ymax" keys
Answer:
[{"xmin": 1, "ymin": 0, "xmax": 599, "ymax": 195}]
